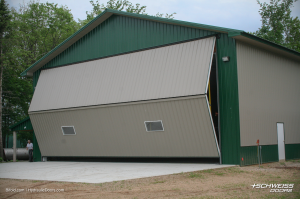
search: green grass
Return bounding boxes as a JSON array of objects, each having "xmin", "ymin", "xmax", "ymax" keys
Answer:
[
  {"xmin": 263, "ymin": 195, "xmax": 293, "ymax": 199},
  {"xmin": 265, "ymin": 180, "xmax": 280, "ymax": 184},
  {"xmin": 287, "ymin": 159, "xmax": 300, "ymax": 163},
  {"xmin": 280, "ymin": 180, "xmax": 296, "ymax": 184},
  {"xmin": 280, "ymin": 162, "xmax": 286, "ymax": 166},
  {"xmin": 214, "ymin": 172, "xmax": 225, "ymax": 176},
  {"xmin": 216, "ymin": 183, "xmax": 246, "ymax": 189},
  {"xmin": 224, "ymin": 167, "xmax": 245, "ymax": 174},
  {"xmin": 188, "ymin": 173, "xmax": 204, "ymax": 179},
  {"xmin": 96, "ymin": 183, "xmax": 103, "ymax": 186},
  {"xmin": 201, "ymin": 169, "xmax": 213, "ymax": 174},
  {"xmin": 6, "ymin": 159, "xmax": 19, "ymax": 162},
  {"xmin": 152, "ymin": 180, "xmax": 166, "ymax": 184},
  {"xmin": 266, "ymin": 174, "xmax": 281, "ymax": 179},
  {"xmin": 186, "ymin": 196, "xmax": 218, "ymax": 199}
]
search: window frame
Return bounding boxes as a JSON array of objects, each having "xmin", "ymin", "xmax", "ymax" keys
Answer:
[
  {"xmin": 144, "ymin": 120, "xmax": 164, "ymax": 132},
  {"xmin": 61, "ymin": 126, "xmax": 76, "ymax": 136}
]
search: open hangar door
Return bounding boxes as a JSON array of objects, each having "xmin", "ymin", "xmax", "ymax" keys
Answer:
[
  {"xmin": 207, "ymin": 47, "xmax": 220, "ymax": 155},
  {"xmin": 29, "ymin": 36, "xmax": 220, "ymax": 161}
]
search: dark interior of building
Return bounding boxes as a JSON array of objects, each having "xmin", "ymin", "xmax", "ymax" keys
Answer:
[{"xmin": 207, "ymin": 51, "xmax": 220, "ymax": 145}]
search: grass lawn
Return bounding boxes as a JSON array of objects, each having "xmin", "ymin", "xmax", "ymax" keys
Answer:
[{"xmin": 0, "ymin": 160, "xmax": 299, "ymax": 198}]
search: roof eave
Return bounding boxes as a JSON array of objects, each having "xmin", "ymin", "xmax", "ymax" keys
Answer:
[
  {"xmin": 229, "ymin": 31, "xmax": 300, "ymax": 60},
  {"xmin": 106, "ymin": 9, "xmax": 243, "ymax": 33}
]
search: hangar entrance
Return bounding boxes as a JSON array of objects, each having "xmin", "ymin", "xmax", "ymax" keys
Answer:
[
  {"xmin": 207, "ymin": 51, "xmax": 220, "ymax": 146},
  {"xmin": 29, "ymin": 36, "xmax": 221, "ymax": 161}
]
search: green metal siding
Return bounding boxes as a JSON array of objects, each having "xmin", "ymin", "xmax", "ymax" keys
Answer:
[
  {"xmin": 22, "ymin": 9, "xmax": 245, "ymax": 77},
  {"xmin": 33, "ymin": 70, "xmax": 41, "ymax": 91},
  {"xmin": 285, "ymin": 144, "xmax": 300, "ymax": 160},
  {"xmin": 240, "ymin": 145, "xmax": 278, "ymax": 166},
  {"xmin": 24, "ymin": 9, "xmax": 300, "ymax": 77},
  {"xmin": 9, "ymin": 117, "xmax": 42, "ymax": 161},
  {"xmin": 9, "ymin": 117, "xmax": 33, "ymax": 132},
  {"xmin": 42, "ymin": 15, "xmax": 215, "ymax": 69},
  {"xmin": 33, "ymin": 131, "xmax": 42, "ymax": 162},
  {"xmin": 216, "ymin": 34, "xmax": 240, "ymax": 164},
  {"xmin": 33, "ymin": 15, "xmax": 216, "ymax": 88},
  {"xmin": 6, "ymin": 135, "xmax": 24, "ymax": 148},
  {"xmin": 32, "ymin": 15, "xmax": 243, "ymax": 164}
]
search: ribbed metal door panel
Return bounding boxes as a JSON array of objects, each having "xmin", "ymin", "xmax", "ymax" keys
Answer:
[
  {"xmin": 29, "ymin": 37, "xmax": 215, "ymax": 112},
  {"xmin": 29, "ymin": 96, "xmax": 219, "ymax": 157}
]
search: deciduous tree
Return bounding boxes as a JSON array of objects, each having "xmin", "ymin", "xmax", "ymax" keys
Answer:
[
  {"xmin": 0, "ymin": 0, "xmax": 11, "ymax": 158},
  {"xmin": 254, "ymin": 0, "xmax": 300, "ymax": 52},
  {"xmin": 79, "ymin": 0, "xmax": 176, "ymax": 26},
  {"xmin": 1, "ymin": 0, "xmax": 80, "ymax": 149}
]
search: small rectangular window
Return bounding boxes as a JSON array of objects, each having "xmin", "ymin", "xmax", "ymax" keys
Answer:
[
  {"xmin": 144, "ymin": 121, "xmax": 164, "ymax": 132},
  {"xmin": 61, "ymin": 126, "xmax": 76, "ymax": 135}
]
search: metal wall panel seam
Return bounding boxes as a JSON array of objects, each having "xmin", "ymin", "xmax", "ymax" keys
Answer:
[{"xmin": 29, "ymin": 95, "xmax": 206, "ymax": 115}]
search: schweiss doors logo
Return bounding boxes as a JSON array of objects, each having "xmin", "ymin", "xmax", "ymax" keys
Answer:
[{"xmin": 251, "ymin": 184, "xmax": 294, "ymax": 192}]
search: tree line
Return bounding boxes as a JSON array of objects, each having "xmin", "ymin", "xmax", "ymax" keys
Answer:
[
  {"xmin": 0, "ymin": 0, "xmax": 176, "ymax": 157},
  {"xmin": 0, "ymin": 0, "xmax": 299, "ymax": 158}
]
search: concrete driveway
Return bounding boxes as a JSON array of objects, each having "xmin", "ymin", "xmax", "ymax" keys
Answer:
[{"xmin": 0, "ymin": 162, "xmax": 234, "ymax": 183}]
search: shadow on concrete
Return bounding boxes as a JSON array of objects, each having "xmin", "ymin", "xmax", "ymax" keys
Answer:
[{"xmin": 47, "ymin": 157, "xmax": 220, "ymax": 164}]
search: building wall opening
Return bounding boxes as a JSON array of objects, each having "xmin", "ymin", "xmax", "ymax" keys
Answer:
[{"xmin": 207, "ymin": 50, "xmax": 219, "ymax": 145}]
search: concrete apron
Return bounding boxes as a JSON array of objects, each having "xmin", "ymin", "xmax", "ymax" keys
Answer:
[{"xmin": 0, "ymin": 162, "xmax": 235, "ymax": 183}]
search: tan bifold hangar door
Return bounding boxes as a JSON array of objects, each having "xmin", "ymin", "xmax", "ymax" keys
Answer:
[{"xmin": 29, "ymin": 36, "xmax": 220, "ymax": 158}]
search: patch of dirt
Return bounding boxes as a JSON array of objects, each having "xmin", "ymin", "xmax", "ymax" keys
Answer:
[
  {"xmin": 0, "ymin": 160, "xmax": 299, "ymax": 199},
  {"xmin": 274, "ymin": 167, "xmax": 300, "ymax": 170}
]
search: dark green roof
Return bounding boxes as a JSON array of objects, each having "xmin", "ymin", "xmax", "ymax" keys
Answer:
[
  {"xmin": 21, "ymin": 8, "xmax": 300, "ymax": 77},
  {"xmin": 228, "ymin": 31, "xmax": 300, "ymax": 58},
  {"xmin": 9, "ymin": 117, "xmax": 33, "ymax": 131}
]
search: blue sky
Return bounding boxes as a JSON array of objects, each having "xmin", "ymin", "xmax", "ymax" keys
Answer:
[{"xmin": 7, "ymin": 0, "xmax": 300, "ymax": 32}]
